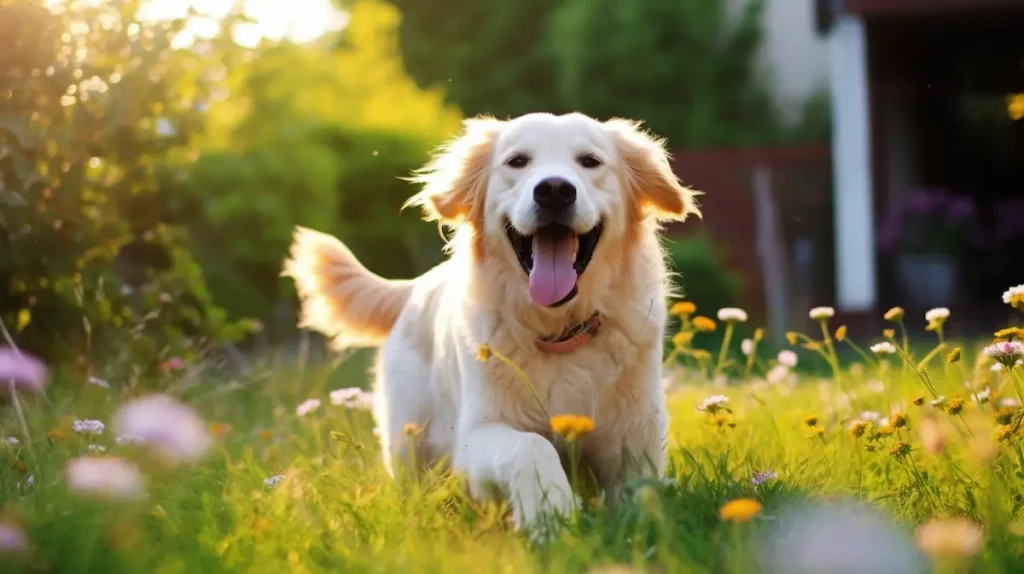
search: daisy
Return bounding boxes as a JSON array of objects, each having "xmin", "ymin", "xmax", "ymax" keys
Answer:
[
  {"xmin": 809, "ymin": 307, "xmax": 835, "ymax": 321},
  {"xmin": 930, "ymin": 396, "xmax": 946, "ymax": 407},
  {"xmin": 777, "ymin": 350, "xmax": 798, "ymax": 368},
  {"xmin": 870, "ymin": 342, "xmax": 897, "ymax": 356},
  {"xmin": 717, "ymin": 307, "xmax": 748, "ymax": 323},
  {"xmin": 113, "ymin": 395, "xmax": 212, "ymax": 465},
  {"xmin": 296, "ymin": 398, "xmax": 321, "ymax": 417},
  {"xmin": 984, "ymin": 341, "xmax": 1024, "ymax": 366},
  {"xmin": 1003, "ymin": 284, "xmax": 1024, "ymax": 308},
  {"xmin": 971, "ymin": 387, "xmax": 991, "ymax": 404},
  {"xmin": 696, "ymin": 395, "xmax": 729, "ymax": 413},
  {"xmin": 925, "ymin": 307, "xmax": 950, "ymax": 324},
  {"xmin": 64, "ymin": 456, "xmax": 146, "ymax": 501}
]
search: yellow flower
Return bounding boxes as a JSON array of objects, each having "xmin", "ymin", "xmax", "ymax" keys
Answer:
[
  {"xmin": 692, "ymin": 316, "xmax": 717, "ymax": 332},
  {"xmin": 753, "ymin": 328, "xmax": 765, "ymax": 342},
  {"xmin": 802, "ymin": 341, "xmax": 822, "ymax": 351},
  {"xmin": 915, "ymin": 517, "xmax": 984, "ymax": 558},
  {"xmin": 803, "ymin": 415, "xmax": 820, "ymax": 427},
  {"xmin": 994, "ymin": 407, "xmax": 1017, "ymax": 425},
  {"xmin": 925, "ymin": 322, "xmax": 938, "ymax": 332},
  {"xmin": 884, "ymin": 307, "xmax": 905, "ymax": 322},
  {"xmin": 834, "ymin": 325, "xmax": 847, "ymax": 342},
  {"xmin": 946, "ymin": 396, "xmax": 965, "ymax": 416},
  {"xmin": 848, "ymin": 420, "xmax": 871, "ymax": 439},
  {"xmin": 877, "ymin": 424, "xmax": 896, "ymax": 437},
  {"xmin": 402, "ymin": 423, "xmax": 423, "ymax": 437},
  {"xmin": 890, "ymin": 412, "xmax": 908, "ymax": 429},
  {"xmin": 672, "ymin": 331, "xmax": 694, "ymax": 348},
  {"xmin": 690, "ymin": 349, "xmax": 712, "ymax": 362},
  {"xmin": 994, "ymin": 327, "xmax": 1024, "ymax": 340},
  {"xmin": 477, "ymin": 344, "xmax": 492, "ymax": 362},
  {"xmin": 883, "ymin": 328, "xmax": 896, "ymax": 339},
  {"xmin": 550, "ymin": 414, "xmax": 595, "ymax": 442},
  {"xmin": 670, "ymin": 301, "xmax": 696, "ymax": 316},
  {"xmin": 946, "ymin": 347, "xmax": 962, "ymax": 364},
  {"xmin": 785, "ymin": 332, "xmax": 799, "ymax": 346},
  {"xmin": 806, "ymin": 426, "xmax": 825, "ymax": 438},
  {"xmin": 889, "ymin": 441, "xmax": 911, "ymax": 458},
  {"xmin": 710, "ymin": 411, "xmax": 736, "ymax": 429},
  {"xmin": 718, "ymin": 498, "xmax": 762, "ymax": 523},
  {"xmin": 995, "ymin": 424, "xmax": 1015, "ymax": 443},
  {"xmin": 47, "ymin": 430, "xmax": 67, "ymax": 441},
  {"xmin": 912, "ymin": 395, "xmax": 925, "ymax": 406}
]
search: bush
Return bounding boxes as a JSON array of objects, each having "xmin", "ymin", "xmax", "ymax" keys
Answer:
[{"xmin": 663, "ymin": 234, "xmax": 741, "ymax": 314}]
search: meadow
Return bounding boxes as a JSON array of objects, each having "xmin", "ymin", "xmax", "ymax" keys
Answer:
[{"xmin": 2, "ymin": 290, "xmax": 1024, "ymax": 573}]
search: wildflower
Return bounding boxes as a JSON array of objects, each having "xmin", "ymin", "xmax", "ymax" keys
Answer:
[
  {"xmin": 0, "ymin": 347, "xmax": 49, "ymax": 391},
  {"xmin": 719, "ymin": 498, "xmax": 762, "ymax": 523},
  {"xmin": 295, "ymin": 398, "xmax": 321, "ymax": 417},
  {"xmin": 0, "ymin": 522, "xmax": 28, "ymax": 554},
  {"xmin": 806, "ymin": 426, "xmax": 825, "ymax": 438},
  {"xmin": 87, "ymin": 444, "xmax": 107, "ymax": 453},
  {"xmin": 754, "ymin": 328, "xmax": 765, "ymax": 341},
  {"xmin": 912, "ymin": 395, "xmax": 925, "ymax": 406},
  {"xmin": 1003, "ymin": 284, "xmax": 1024, "ymax": 309},
  {"xmin": 919, "ymin": 416, "xmax": 945, "ymax": 454},
  {"xmin": 785, "ymin": 332, "xmax": 799, "ymax": 346},
  {"xmin": 766, "ymin": 364, "xmax": 790, "ymax": 385},
  {"xmin": 925, "ymin": 308, "xmax": 950, "ymax": 329},
  {"xmin": 884, "ymin": 307, "xmax": 905, "ymax": 322},
  {"xmin": 946, "ymin": 396, "xmax": 965, "ymax": 415},
  {"xmin": 802, "ymin": 341, "xmax": 822, "ymax": 351},
  {"xmin": 994, "ymin": 407, "xmax": 1016, "ymax": 425},
  {"xmin": 915, "ymin": 518, "xmax": 984, "ymax": 558},
  {"xmin": 87, "ymin": 376, "xmax": 110, "ymax": 388},
  {"xmin": 670, "ymin": 301, "xmax": 696, "ymax": 316},
  {"xmin": 330, "ymin": 388, "xmax": 373, "ymax": 409},
  {"xmin": 113, "ymin": 395, "xmax": 212, "ymax": 465},
  {"xmin": 930, "ymin": 396, "xmax": 946, "ymax": 407},
  {"xmin": 73, "ymin": 419, "xmax": 105, "ymax": 435},
  {"xmin": 995, "ymin": 425, "xmax": 1015, "ymax": 442},
  {"xmin": 809, "ymin": 307, "xmax": 835, "ymax": 321},
  {"xmin": 803, "ymin": 415, "xmax": 820, "ymax": 427},
  {"xmin": 877, "ymin": 424, "xmax": 896, "ymax": 437},
  {"xmin": 158, "ymin": 357, "xmax": 185, "ymax": 374},
  {"xmin": 972, "ymin": 387, "xmax": 991, "ymax": 405},
  {"xmin": 777, "ymin": 350, "xmax": 798, "ymax": 368},
  {"xmin": 870, "ymin": 342, "xmax": 897, "ymax": 356},
  {"xmin": 834, "ymin": 325, "xmax": 847, "ymax": 342},
  {"xmin": 859, "ymin": 411, "xmax": 882, "ymax": 422},
  {"xmin": 692, "ymin": 316, "xmax": 717, "ymax": 332},
  {"xmin": 5, "ymin": 437, "xmax": 19, "ymax": 447},
  {"xmin": 750, "ymin": 469, "xmax": 778, "ymax": 486},
  {"xmin": 883, "ymin": 328, "xmax": 896, "ymax": 339},
  {"xmin": 999, "ymin": 397, "xmax": 1020, "ymax": 408},
  {"xmin": 983, "ymin": 340, "xmax": 1024, "ymax": 366},
  {"xmin": 476, "ymin": 344, "xmax": 491, "ymax": 362},
  {"xmin": 690, "ymin": 349, "xmax": 711, "ymax": 361},
  {"xmin": 116, "ymin": 435, "xmax": 146, "ymax": 446},
  {"xmin": 890, "ymin": 412, "xmax": 908, "ymax": 429},
  {"xmin": 710, "ymin": 411, "xmax": 736, "ymax": 429},
  {"xmin": 696, "ymin": 395, "xmax": 729, "ymax": 414},
  {"xmin": 264, "ymin": 475, "xmax": 285, "ymax": 488},
  {"xmin": 672, "ymin": 331, "xmax": 694, "ymax": 347},
  {"xmin": 889, "ymin": 441, "xmax": 911, "ymax": 458},
  {"xmin": 549, "ymin": 414, "xmax": 595, "ymax": 442},
  {"xmin": 402, "ymin": 423, "xmax": 423, "ymax": 437},
  {"xmin": 994, "ymin": 327, "xmax": 1024, "ymax": 340},
  {"xmin": 64, "ymin": 456, "xmax": 146, "ymax": 501},
  {"xmin": 717, "ymin": 307, "xmax": 748, "ymax": 323},
  {"xmin": 945, "ymin": 348, "xmax": 962, "ymax": 365},
  {"xmin": 848, "ymin": 420, "xmax": 871, "ymax": 439},
  {"xmin": 208, "ymin": 422, "xmax": 231, "ymax": 439},
  {"xmin": 741, "ymin": 338, "xmax": 755, "ymax": 356}
]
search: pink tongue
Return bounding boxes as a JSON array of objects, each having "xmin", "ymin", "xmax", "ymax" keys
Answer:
[{"xmin": 529, "ymin": 234, "xmax": 577, "ymax": 306}]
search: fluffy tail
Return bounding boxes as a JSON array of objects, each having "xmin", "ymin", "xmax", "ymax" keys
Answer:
[{"xmin": 282, "ymin": 227, "xmax": 414, "ymax": 349}]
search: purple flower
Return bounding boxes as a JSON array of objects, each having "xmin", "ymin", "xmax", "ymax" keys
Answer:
[
  {"xmin": 0, "ymin": 348, "xmax": 49, "ymax": 391},
  {"xmin": 751, "ymin": 469, "xmax": 779, "ymax": 485},
  {"xmin": 0, "ymin": 522, "xmax": 29, "ymax": 554}
]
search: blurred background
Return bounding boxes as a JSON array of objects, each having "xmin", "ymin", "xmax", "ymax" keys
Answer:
[{"xmin": 1, "ymin": 0, "xmax": 1022, "ymax": 374}]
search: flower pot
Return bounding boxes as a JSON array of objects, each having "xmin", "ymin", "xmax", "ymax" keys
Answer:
[{"xmin": 896, "ymin": 254, "xmax": 958, "ymax": 310}]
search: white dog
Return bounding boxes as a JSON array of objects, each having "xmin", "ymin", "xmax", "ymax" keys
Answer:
[{"xmin": 284, "ymin": 112, "xmax": 700, "ymax": 532}]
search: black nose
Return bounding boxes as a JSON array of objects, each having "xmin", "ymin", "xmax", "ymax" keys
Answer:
[{"xmin": 533, "ymin": 177, "xmax": 576, "ymax": 210}]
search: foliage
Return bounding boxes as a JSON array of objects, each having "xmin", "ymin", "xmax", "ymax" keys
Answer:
[
  {"xmin": 877, "ymin": 188, "xmax": 983, "ymax": 256},
  {"xmin": 0, "ymin": 0, "xmax": 257, "ymax": 367},
  {"xmin": 664, "ymin": 234, "xmax": 741, "ymax": 314}
]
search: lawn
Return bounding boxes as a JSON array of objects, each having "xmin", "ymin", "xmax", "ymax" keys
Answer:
[{"xmin": 2, "ymin": 302, "xmax": 1024, "ymax": 573}]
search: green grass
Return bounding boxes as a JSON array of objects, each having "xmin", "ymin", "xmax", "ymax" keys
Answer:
[{"xmin": 3, "ymin": 319, "xmax": 1024, "ymax": 573}]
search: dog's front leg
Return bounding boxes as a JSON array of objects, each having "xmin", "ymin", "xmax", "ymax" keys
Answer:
[{"xmin": 454, "ymin": 423, "xmax": 573, "ymax": 532}]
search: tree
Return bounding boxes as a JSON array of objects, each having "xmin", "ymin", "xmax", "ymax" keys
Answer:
[{"xmin": 547, "ymin": 0, "xmax": 782, "ymax": 147}]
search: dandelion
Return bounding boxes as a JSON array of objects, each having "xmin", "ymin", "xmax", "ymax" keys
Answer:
[
  {"xmin": 670, "ymin": 301, "xmax": 696, "ymax": 316},
  {"xmin": 741, "ymin": 338, "xmax": 755, "ymax": 356},
  {"xmin": 848, "ymin": 420, "xmax": 871, "ymax": 439},
  {"xmin": 777, "ymin": 350, "xmax": 798, "ymax": 368},
  {"xmin": 719, "ymin": 498, "xmax": 762, "ymax": 523},
  {"xmin": 785, "ymin": 332, "xmax": 799, "ymax": 346},
  {"xmin": 915, "ymin": 517, "xmax": 984, "ymax": 558},
  {"xmin": 0, "ymin": 522, "xmax": 28, "ymax": 554},
  {"xmin": 64, "ymin": 456, "xmax": 146, "ymax": 501},
  {"xmin": 696, "ymin": 394, "xmax": 729, "ymax": 414},
  {"xmin": 890, "ymin": 412, "xmax": 908, "ymax": 429},
  {"xmin": 754, "ymin": 328, "xmax": 765, "ymax": 341},
  {"xmin": 870, "ymin": 342, "xmax": 897, "ymax": 356},
  {"xmin": 751, "ymin": 469, "xmax": 778, "ymax": 486},
  {"xmin": 983, "ymin": 340, "xmax": 1024, "ymax": 366},
  {"xmin": 0, "ymin": 347, "xmax": 49, "ymax": 391},
  {"xmin": 806, "ymin": 426, "xmax": 825, "ymax": 438},
  {"xmin": 802, "ymin": 341, "xmax": 822, "ymax": 351},
  {"xmin": 476, "ymin": 344, "xmax": 491, "ymax": 361},
  {"xmin": 402, "ymin": 423, "xmax": 423, "ymax": 437},
  {"xmin": 264, "ymin": 475, "xmax": 285, "ymax": 488},
  {"xmin": 717, "ymin": 307, "xmax": 748, "ymax": 323},
  {"xmin": 809, "ymin": 307, "xmax": 835, "ymax": 321},
  {"xmin": 994, "ymin": 327, "xmax": 1024, "ymax": 340},
  {"xmin": 295, "ymin": 398, "xmax": 321, "ymax": 417},
  {"xmin": 994, "ymin": 408, "xmax": 1016, "ymax": 425},
  {"xmin": 835, "ymin": 325, "xmax": 847, "ymax": 342},
  {"xmin": 113, "ymin": 395, "xmax": 212, "ymax": 465},
  {"xmin": 692, "ymin": 316, "xmax": 717, "ymax": 332},
  {"xmin": 884, "ymin": 307, "xmax": 905, "ymax": 322},
  {"xmin": 1003, "ymin": 284, "xmax": 1024, "ymax": 309},
  {"xmin": 549, "ymin": 414, "xmax": 595, "ymax": 442},
  {"xmin": 945, "ymin": 347, "xmax": 962, "ymax": 365},
  {"xmin": 710, "ymin": 411, "xmax": 736, "ymax": 429},
  {"xmin": 972, "ymin": 387, "xmax": 991, "ymax": 405},
  {"xmin": 73, "ymin": 419, "xmax": 105, "ymax": 435},
  {"xmin": 946, "ymin": 396, "xmax": 965, "ymax": 416},
  {"xmin": 87, "ymin": 376, "xmax": 110, "ymax": 388},
  {"xmin": 672, "ymin": 332, "xmax": 694, "ymax": 348},
  {"xmin": 930, "ymin": 396, "xmax": 946, "ymax": 407}
]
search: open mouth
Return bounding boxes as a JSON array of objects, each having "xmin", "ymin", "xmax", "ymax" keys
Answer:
[{"xmin": 505, "ymin": 220, "xmax": 603, "ymax": 308}]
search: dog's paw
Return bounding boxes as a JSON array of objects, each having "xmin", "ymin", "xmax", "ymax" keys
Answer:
[{"xmin": 511, "ymin": 481, "xmax": 573, "ymax": 543}]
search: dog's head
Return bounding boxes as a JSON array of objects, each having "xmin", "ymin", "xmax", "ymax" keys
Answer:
[{"xmin": 406, "ymin": 112, "xmax": 700, "ymax": 310}]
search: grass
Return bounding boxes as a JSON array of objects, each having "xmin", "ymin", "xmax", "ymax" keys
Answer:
[{"xmin": 3, "ymin": 308, "xmax": 1024, "ymax": 573}]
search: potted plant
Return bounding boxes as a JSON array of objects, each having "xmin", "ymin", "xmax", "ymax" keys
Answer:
[{"xmin": 877, "ymin": 188, "xmax": 980, "ymax": 309}]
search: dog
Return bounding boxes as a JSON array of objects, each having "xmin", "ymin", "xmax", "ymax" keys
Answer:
[{"xmin": 283, "ymin": 112, "xmax": 700, "ymax": 533}]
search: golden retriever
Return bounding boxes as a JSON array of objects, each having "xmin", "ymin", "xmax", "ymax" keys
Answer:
[{"xmin": 283, "ymin": 112, "xmax": 700, "ymax": 534}]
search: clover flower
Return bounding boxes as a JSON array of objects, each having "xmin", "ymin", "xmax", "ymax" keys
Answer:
[
  {"xmin": 73, "ymin": 419, "xmax": 105, "ymax": 435},
  {"xmin": 0, "ymin": 522, "xmax": 28, "ymax": 554}
]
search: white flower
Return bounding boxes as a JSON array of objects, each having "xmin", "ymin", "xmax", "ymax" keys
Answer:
[
  {"xmin": 991, "ymin": 362, "xmax": 1005, "ymax": 373},
  {"xmin": 809, "ymin": 306, "xmax": 835, "ymax": 320},
  {"xmin": 984, "ymin": 341, "xmax": 1024, "ymax": 366},
  {"xmin": 1003, "ymin": 284, "xmax": 1024, "ymax": 306},
  {"xmin": 116, "ymin": 434, "xmax": 146, "ymax": 446},
  {"xmin": 717, "ymin": 307, "xmax": 748, "ymax": 323},
  {"xmin": 696, "ymin": 394, "xmax": 729, "ymax": 412},
  {"xmin": 296, "ymin": 398, "xmax": 321, "ymax": 417},
  {"xmin": 766, "ymin": 364, "xmax": 790, "ymax": 385},
  {"xmin": 870, "ymin": 342, "xmax": 897, "ymax": 356},
  {"xmin": 24, "ymin": 475, "xmax": 33, "ymax": 488},
  {"xmin": 64, "ymin": 456, "xmax": 146, "ymax": 501},
  {"xmin": 0, "ymin": 522, "xmax": 29, "ymax": 554},
  {"xmin": 777, "ymin": 350, "xmax": 798, "ymax": 368},
  {"xmin": 5, "ymin": 437, "xmax": 19, "ymax": 447},
  {"xmin": 999, "ymin": 397, "xmax": 1020, "ymax": 408},
  {"xmin": 113, "ymin": 395, "xmax": 212, "ymax": 465},
  {"xmin": 87, "ymin": 376, "xmax": 109, "ymax": 389},
  {"xmin": 329, "ymin": 388, "xmax": 373, "ymax": 409},
  {"xmin": 73, "ymin": 419, "xmax": 105, "ymax": 435},
  {"xmin": 87, "ymin": 444, "xmax": 107, "ymax": 453},
  {"xmin": 741, "ymin": 338, "xmax": 755, "ymax": 356},
  {"xmin": 930, "ymin": 396, "xmax": 946, "ymax": 407},
  {"xmin": 859, "ymin": 411, "xmax": 882, "ymax": 422},
  {"xmin": 925, "ymin": 307, "xmax": 950, "ymax": 324},
  {"xmin": 972, "ymin": 387, "xmax": 991, "ymax": 404},
  {"xmin": 264, "ymin": 475, "xmax": 285, "ymax": 488}
]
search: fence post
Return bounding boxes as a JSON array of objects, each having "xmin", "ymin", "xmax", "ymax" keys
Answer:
[{"xmin": 752, "ymin": 165, "xmax": 789, "ymax": 343}]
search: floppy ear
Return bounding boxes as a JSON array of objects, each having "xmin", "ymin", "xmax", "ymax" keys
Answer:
[
  {"xmin": 605, "ymin": 118, "xmax": 701, "ymax": 221},
  {"xmin": 404, "ymin": 116, "xmax": 504, "ymax": 225}
]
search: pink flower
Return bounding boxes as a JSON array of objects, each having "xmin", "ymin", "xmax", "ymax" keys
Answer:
[
  {"xmin": 158, "ymin": 357, "xmax": 186, "ymax": 374},
  {"xmin": 113, "ymin": 395, "xmax": 212, "ymax": 465},
  {"xmin": 64, "ymin": 456, "xmax": 146, "ymax": 501},
  {"xmin": 0, "ymin": 347, "xmax": 49, "ymax": 391},
  {"xmin": 0, "ymin": 522, "xmax": 29, "ymax": 554}
]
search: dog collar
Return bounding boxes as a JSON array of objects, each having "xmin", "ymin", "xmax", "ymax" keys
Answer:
[{"xmin": 536, "ymin": 312, "xmax": 603, "ymax": 354}]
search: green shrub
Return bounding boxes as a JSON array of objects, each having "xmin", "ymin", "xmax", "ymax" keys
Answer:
[{"xmin": 663, "ymin": 234, "xmax": 742, "ymax": 314}]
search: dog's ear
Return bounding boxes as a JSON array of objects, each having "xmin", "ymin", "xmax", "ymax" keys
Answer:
[
  {"xmin": 605, "ymin": 118, "xmax": 701, "ymax": 222},
  {"xmin": 404, "ymin": 116, "xmax": 504, "ymax": 225}
]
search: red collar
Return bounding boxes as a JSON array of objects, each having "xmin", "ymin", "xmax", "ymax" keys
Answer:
[{"xmin": 536, "ymin": 312, "xmax": 603, "ymax": 354}]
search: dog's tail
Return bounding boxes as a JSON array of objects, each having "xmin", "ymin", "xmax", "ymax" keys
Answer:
[{"xmin": 283, "ymin": 227, "xmax": 414, "ymax": 349}]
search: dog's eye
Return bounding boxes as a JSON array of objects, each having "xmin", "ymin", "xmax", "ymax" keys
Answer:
[
  {"xmin": 577, "ymin": 154, "xmax": 602, "ymax": 169},
  {"xmin": 505, "ymin": 154, "xmax": 530, "ymax": 169}
]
